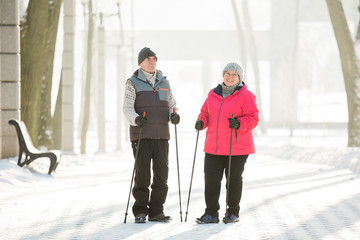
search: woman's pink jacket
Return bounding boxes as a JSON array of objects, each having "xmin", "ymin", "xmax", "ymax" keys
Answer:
[{"xmin": 198, "ymin": 83, "xmax": 259, "ymax": 156}]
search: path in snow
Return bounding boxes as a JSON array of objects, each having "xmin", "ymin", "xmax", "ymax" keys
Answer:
[{"xmin": 1, "ymin": 133, "xmax": 360, "ymax": 239}]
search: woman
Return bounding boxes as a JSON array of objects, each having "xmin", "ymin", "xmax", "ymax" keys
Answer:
[{"xmin": 195, "ymin": 62, "xmax": 259, "ymax": 224}]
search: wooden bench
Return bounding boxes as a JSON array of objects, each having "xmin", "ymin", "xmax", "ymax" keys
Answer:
[{"xmin": 8, "ymin": 119, "xmax": 61, "ymax": 175}]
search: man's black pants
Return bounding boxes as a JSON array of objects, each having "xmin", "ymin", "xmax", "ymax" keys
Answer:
[
  {"xmin": 204, "ymin": 153, "xmax": 248, "ymax": 217},
  {"xmin": 131, "ymin": 139, "xmax": 169, "ymax": 217}
]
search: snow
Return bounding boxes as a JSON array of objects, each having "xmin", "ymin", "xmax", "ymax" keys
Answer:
[
  {"xmin": 1, "ymin": 127, "xmax": 360, "ymax": 239},
  {"xmin": 256, "ymin": 128, "xmax": 360, "ymax": 173}
]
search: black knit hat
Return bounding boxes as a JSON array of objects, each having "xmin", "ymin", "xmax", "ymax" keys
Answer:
[{"xmin": 138, "ymin": 47, "xmax": 157, "ymax": 65}]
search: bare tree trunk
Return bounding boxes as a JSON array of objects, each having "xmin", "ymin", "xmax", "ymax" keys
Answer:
[
  {"xmin": 230, "ymin": 0, "xmax": 247, "ymax": 65},
  {"xmin": 241, "ymin": 0, "xmax": 266, "ymax": 134},
  {"xmin": 78, "ymin": 3, "xmax": 88, "ymax": 141},
  {"xmin": 231, "ymin": 0, "xmax": 266, "ymax": 133},
  {"xmin": 80, "ymin": 0, "xmax": 94, "ymax": 154},
  {"xmin": 326, "ymin": 0, "xmax": 360, "ymax": 147},
  {"xmin": 21, "ymin": 0, "xmax": 62, "ymax": 148},
  {"xmin": 53, "ymin": 74, "xmax": 62, "ymax": 149},
  {"xmin": 289, "ymin": 0, "xmax": 300, "ymax": 136},
  {"xmin": 356, "ymin": 1, "xmax": 360, "ymax": 41}
]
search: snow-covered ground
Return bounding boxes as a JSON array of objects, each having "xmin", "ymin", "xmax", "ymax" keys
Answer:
[{"xmin": 1, "ymin": 127, "xmax": 360, "ymax": 240}]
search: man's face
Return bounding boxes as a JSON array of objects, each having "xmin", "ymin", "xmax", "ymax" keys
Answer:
[{"xmin": 139, "ymin": 56, "xmax": 157, "ymax": 73}]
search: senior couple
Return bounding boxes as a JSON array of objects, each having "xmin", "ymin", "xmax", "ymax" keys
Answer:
[{"xmin": 123, "ymin": 47, "xmax": 259, "ymax": 224}]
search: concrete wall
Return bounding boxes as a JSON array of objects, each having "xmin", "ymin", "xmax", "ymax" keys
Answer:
[
  {"xmin": 62, "ymin": 0, "xmax": 75, "ymax": 152},
  {"xmin": 0, "ymin": 0, "xmax": 20, "ymax": 158}
]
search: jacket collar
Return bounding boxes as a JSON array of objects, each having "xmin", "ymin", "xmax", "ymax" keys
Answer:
[
  {"xmin": 133, "ymin": 69, "xmax": 165, "ymax": 83},
  {"xmin": 213, "ymin": 82, "xmax": 245, "ymax": 97}
]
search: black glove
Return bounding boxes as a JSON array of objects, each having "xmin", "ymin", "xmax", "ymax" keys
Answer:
[
  {"xmin": 228, "ymin": 118, "xmax": 240, "ymax": 129},
  {"xmin": 170, "ymin": 112, "xmax": 180, "ymax": 124},
  {"xmin": 195, "ymin": 120, "xmax": 204, "ymax": 131},
  {"xmin": 135, "ymin": 115, "xmax": 147, "ymax": 128}
]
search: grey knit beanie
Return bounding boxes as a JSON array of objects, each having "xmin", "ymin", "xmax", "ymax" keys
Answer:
[
  {"xmin": 222, "ymin": 62, "xmax": 244, "ymax": 81},
  {"xmin": 138, "ymin": 47, "xmax": 157, "ymax": 65}
]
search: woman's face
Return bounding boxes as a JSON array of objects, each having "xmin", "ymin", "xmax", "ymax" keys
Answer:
[{"xmin": 223, "ymin": 70, "xmax": 240, "ymax": 87}]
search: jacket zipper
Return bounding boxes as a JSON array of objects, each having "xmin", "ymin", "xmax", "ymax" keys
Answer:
[
  {"xmin": 146, "ymin": 80, "xmax": 157, "ymax": 92},
  {"xmin": 215, "ymin": 99, "xmax": 225, "ymax": 155}
]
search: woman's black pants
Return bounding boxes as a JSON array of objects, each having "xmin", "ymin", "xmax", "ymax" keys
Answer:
[{"xmin": 204, "ymin": 153, "xmax": 248, "ymax": 217}]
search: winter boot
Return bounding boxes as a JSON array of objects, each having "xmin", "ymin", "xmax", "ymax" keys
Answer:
[
  {"xmin": 135, "ymin": 213, "xmax": 146, "ymax": 223},
  {"xmin": 196, "ymin": 214, "xmax": 219, "ymax": 224},
  {"xmin": 148, "ymin": 213, "xmax": 172, "ymax": 222},
  {"xmin": 222, "ymin": 214, "xmax": 239, "ymax": 223}
]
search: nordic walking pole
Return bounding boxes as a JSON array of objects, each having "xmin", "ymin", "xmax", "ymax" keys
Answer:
[
  {"xmin": 173, "ymin": 109, "xmax": 183, "ymax": 222},
  {"xmin": 225, "ymin": 113, "xmax": 235, "ymax": 224},
  {"xmin": 124, "ymin": 112, "xmax": 146, "ymax": 223},
  {"xmin": 185, "ymin": 116, "xmax": 201, "ymax": 222}
]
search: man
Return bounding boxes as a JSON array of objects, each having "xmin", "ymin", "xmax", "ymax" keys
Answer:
[{"xmin": 123, "ymin": 47, "xmax": 180, "ymax": 223}]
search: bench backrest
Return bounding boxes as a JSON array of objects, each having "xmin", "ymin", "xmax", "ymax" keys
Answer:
[{"xmin": 9, "ymin": 119, "xmax": 38, "ymax": 152}]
